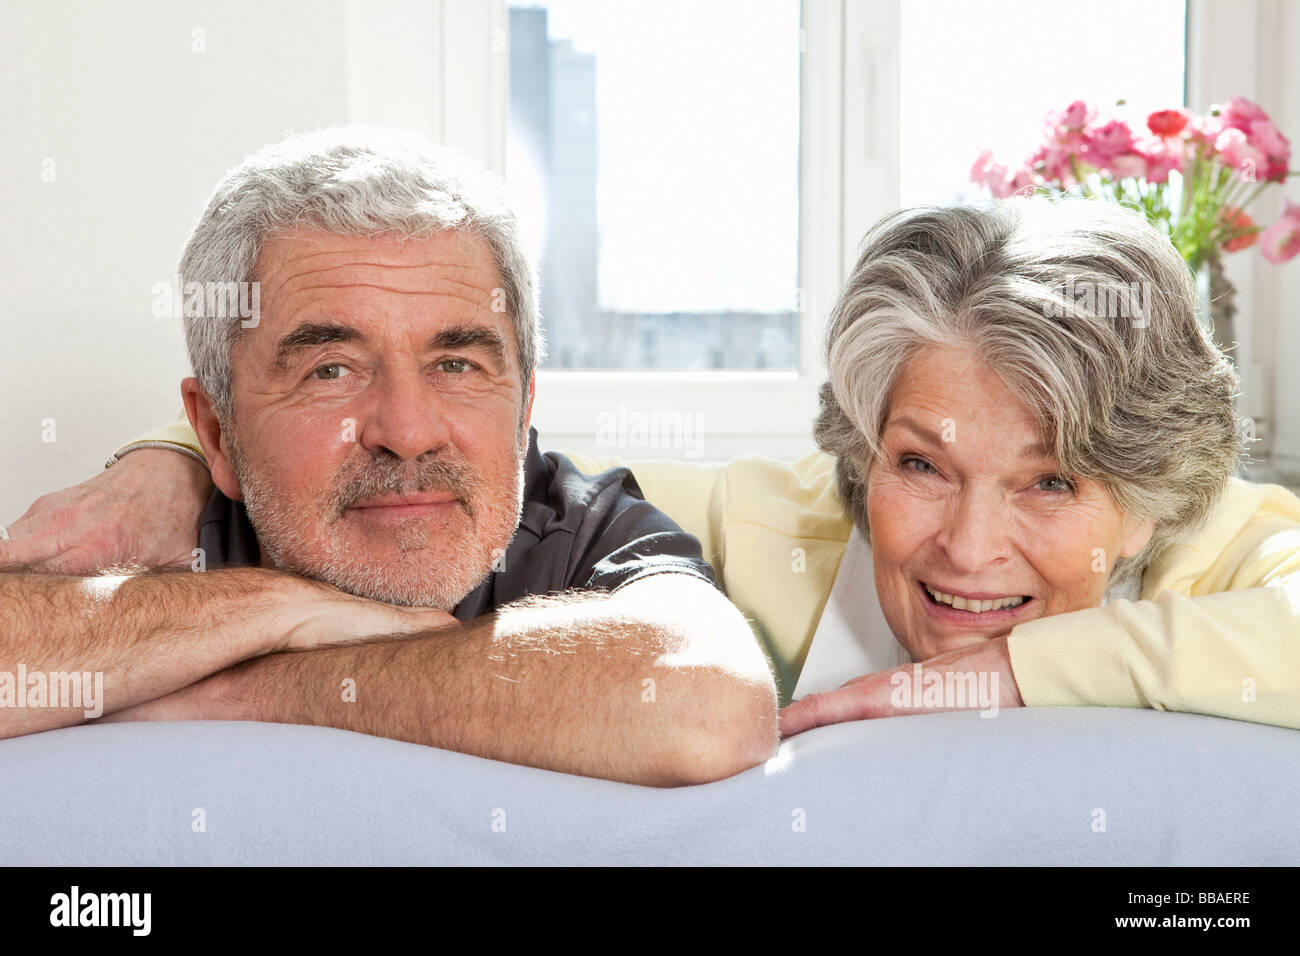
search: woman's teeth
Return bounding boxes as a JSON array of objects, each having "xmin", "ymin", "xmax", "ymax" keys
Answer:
[{"xmin": 924, "ymin": 584, "xmax": 1027, "ymax": 613}]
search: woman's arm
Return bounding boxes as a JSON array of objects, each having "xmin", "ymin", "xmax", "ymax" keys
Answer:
[
  {"xmin": 1008, "ymin": 573, "xmax": 1300, "ymax": 728},
  {"xmin": 782, "ymin": 482, "xmax": 1300, "ymax": 734}
]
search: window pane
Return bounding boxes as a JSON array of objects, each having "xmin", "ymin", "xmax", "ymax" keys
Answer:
[
  {"xmin": 899, "ymin": 0, "xmax": 1186, "ymax": 205},
  {"xmin": 507, "ymin": 0, "xmax": 801, "ymax": 370}
]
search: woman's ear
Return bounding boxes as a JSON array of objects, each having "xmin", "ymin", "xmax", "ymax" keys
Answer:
[
  {"xmin": 181, "ymin": 378, "xmax": 243, "ymax": 502},
  {"xmin": 1117, "ymin": 513, "xmax": 1157, "ymax": 559}
]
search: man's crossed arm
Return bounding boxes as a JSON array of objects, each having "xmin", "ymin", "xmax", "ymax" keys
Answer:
[
  {"xmin": 1, "ymin": 561, "xmax": 778, "ymax": 786},
  {"xmin": 106, "ymin": 571, "xmax": 779, "ymax": 786},
  {"xmin": 0, "ymin": 566, "xmax": 449, "ymax": 739}
]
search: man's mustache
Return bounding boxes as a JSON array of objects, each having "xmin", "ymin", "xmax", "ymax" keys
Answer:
[{"xmin": 328, "ymin": 453, "xmax": 476, "ymax": 522}]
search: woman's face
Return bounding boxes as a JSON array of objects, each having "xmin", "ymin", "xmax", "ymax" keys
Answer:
[{"xmin": 866, "ymin": 345, "xmax": 1155, "ymax": 662}]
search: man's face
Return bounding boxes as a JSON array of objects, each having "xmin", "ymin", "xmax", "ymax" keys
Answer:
[
  {"xmin": 865, "ymin": 344, "xmax": 1153, "ymax": 661},
  {"xmin": 212, "ymin": 227, "xmax": 532, "ymax": 609}
]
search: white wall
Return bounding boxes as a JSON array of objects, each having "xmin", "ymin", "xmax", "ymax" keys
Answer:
[
  {"xmin": 0, "ymin": 0, "xmax": 352, "ymax": 521},
  {"xmin": 1187, "ymin": 0, "xmax": 1300, "ymax": 481},
  {"xmin": 1258, "ymin": 0, "xmax": 1300, "ymax": 478},
  {"xmin": 2, "ymin": 0, "xmax": 1295, "ymax": 526}
]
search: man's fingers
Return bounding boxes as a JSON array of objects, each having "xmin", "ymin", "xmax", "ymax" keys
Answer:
[{"xmin": 0, "ymin": 526, "xmax": 63, "ymax": 569}]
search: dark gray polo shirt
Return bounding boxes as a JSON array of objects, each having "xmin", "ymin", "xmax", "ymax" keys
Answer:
[{"xmin": 197, "ymin": 428, "xmax": 716, "ymax": 620}]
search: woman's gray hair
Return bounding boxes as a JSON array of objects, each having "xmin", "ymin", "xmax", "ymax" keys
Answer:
[
  {"xmin": 814, "ymin": 198, "xmax": 1244, "ymax": 586},
  {"xmin": 180, "ymin": 126, "xmax": 543, "ymax": 416}
]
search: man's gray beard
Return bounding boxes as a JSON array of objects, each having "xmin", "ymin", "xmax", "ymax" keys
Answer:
[{"xmin": 227, "ymin": 433, "xmax": 524, "ymax": 611}]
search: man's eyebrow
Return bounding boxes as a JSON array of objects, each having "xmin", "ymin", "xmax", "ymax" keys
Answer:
[
  {"xmin": 886, "ymin": 415, "xmax": 1055, "ymax": 459},
  {"xmin": 428, "ymin": 324, "xmax": 508, "ymax": 367},
  {"xmin": 272, "ymin": 322, "xmax": 363, "ymax": 371}
]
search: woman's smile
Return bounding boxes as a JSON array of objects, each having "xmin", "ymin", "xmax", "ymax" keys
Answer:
[{"xmin": 916, "ymin": 579, "xmax": 1036, "ymax": 628}]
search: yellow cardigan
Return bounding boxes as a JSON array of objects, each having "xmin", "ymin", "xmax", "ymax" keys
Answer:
[{"xmin": 122, "ymin": 421, "xmax": 1300, "ymax": 726}]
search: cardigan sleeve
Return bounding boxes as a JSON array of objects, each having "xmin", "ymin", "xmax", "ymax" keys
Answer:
[
  {"xmin": 1008, "ymin": 481, "xmax": 1300, "ymax": 729},
  {"xmin": 113, "ymin": 415, "xmax": 206, "ymax": 463}
]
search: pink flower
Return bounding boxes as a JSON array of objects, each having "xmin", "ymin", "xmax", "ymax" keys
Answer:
[
  {"xmin": 1082, "ymin": 118, "xmax": 1136, "ymax": 169},
  {"xmin": 970, "ymin": 149, "xmax": 1007, "ymax": 193},
  {"xmin": 1259, "ymin": 200, "xmax": 1300, "ymax": 264},
  {"xmin": 1047, "ymin": 100, "xmax": 1093, "ymax": 136},
  {"xmin": 1248, "ymin": 119, "xmax": 1292, "ymax": 182},
  {"xmin": 1250, "ymin": 119, "xmax": 1290, "ymax": 157},
  {"xmin": 1216, "ymin": 127, "xmax": 1267, "ymax": 180},
  {"xmin": 1108, "ymin": 152, "xmax": 1147, "ymax": 180},
  {"xmin": 1147, "ymin": 108, "xmax": 1190, "ymax": 137},
  {"xmin": 1027, "ymin": 142, "xmax": 1078, "ymax": 186},
  {"xmin": 1002, "ymin": 163, "xmax": 1037, "ymax": 198},
  {"xmin": 1218, "ymin": 96, "xmax": 1269, "ymax": 134},
  {"xmin": 973, "ymin": 149, "xmax": 1042, "ymax": 197},
  {"xmin": 1134, "ymin": 135, "xmax": 1182, "ymax": 183},
  {"xmin": 1188, "ymin": 112, "xmax": 1224, "ymax": 146},
  {"xmin": 1219, "ymin": 207, "xmax": 1257, "ymax": 252}
]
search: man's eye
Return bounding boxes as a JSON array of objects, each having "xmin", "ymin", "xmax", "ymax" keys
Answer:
[
  {"xmin": 438, "ymin": 358, "xmax": 472, "ymax": 374},
  {"xmin": 312, "ymin": 364, "xmax": 349, "ymax": 381}
]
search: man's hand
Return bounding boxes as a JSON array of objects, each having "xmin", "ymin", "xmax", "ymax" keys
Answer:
[
  {"xmin": 779, "ymin": 635, "xmax": 1025, "ymax": 737},
  {"xmin": 274, "ymin": 582, "xmax": 458, "ymax": 653},
  {"xmin": 0, "ymin": 565, "xmax": 453, "ymax": 739},
  {"xmin": 0, "ymin": 448, "xmax": 214, "ymax": 573},
  {"xmin": 102, "ymin": 572, "xmax": 779, "ymax": 787}
]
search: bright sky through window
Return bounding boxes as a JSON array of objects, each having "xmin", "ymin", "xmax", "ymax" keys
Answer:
[
  {"xmin": 507, "ymin": 0, "xmax": 801, "ymax": 315},
  {"xmin": 899, "ymin": 0, "xmax": 1186, "ymax": 205}
]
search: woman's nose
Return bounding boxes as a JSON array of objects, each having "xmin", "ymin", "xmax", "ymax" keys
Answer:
[{"xmin": 936, "ymin": 489, "xmax": 1013, "ymax": 573}]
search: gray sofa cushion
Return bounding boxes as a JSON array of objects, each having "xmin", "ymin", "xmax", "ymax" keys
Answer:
[{"xmin": 2, "ymin": 707, "xmax": 1294, "ymax": 865}]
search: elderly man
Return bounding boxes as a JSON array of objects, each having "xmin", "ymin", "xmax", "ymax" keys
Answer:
[{"xmin": 0, "ymin": 128, "xmax": 778, "ymax": 786}]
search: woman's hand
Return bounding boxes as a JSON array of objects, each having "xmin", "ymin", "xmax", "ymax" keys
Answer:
[
  {"xmin": 0, "ymin": 448, "xmax": 214, "ymax": 573},
  {"xmin": 779, "ymin": 635, "xmax": 1025, "ymax": 737}
]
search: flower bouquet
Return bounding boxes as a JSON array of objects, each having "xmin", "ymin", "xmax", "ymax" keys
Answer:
[{"xmin": 971, "ymin": 97, "xmax": 1300, "ymax": 353}]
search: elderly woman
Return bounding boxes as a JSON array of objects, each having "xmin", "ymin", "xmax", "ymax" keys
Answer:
[
  {"xmin": 7, "ymin": 199, "xmax": 1299, "ymax": 731},
  {"xmin": 778, "ymin": 198, "xmax": 1299, "ymax": 731}
]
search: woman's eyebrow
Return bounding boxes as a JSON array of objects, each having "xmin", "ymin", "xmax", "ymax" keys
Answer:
[{"xmin": 886, "ymin": 415, "xmax": 1055, "ymax": 459}]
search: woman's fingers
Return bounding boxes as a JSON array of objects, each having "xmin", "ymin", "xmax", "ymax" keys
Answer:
[
  {"xmin": 0, "ymin": 448, "xmax": 213, "ymax": 574},
  {"xmin": 779, "ymin": 670, "xmax": 907, "ymax": 737},
  {"xmin": 780, "ymin": 684, "xmax": 870, "ymax": 737}
]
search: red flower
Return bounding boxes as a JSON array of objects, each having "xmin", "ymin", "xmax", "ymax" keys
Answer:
[
  {"xmin": 1147, "ymin": 108, "xmax": 1190, "ymax": 137},
  {"xmin": 1219, "ymin": 207, "xmax": 1258, "ymax": 252}
]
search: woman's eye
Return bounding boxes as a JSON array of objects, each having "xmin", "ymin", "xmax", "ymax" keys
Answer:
[
  {"xmin": 1036, "ymin": 475, "xmax": 1075, "ymax": 493},
  {"xmin": 312, "ymin": 364, "xmax": 349, "ymax": 381},
  {"xmin": 901, "ymin": 456, "xmax": 938, "ymax": 475}
]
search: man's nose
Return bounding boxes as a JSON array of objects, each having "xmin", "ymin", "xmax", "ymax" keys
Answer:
[
  {"xmin": 356, "ymin": 367, "xmax": 452, "ymax": 461},
  {"xmin": 935, "ymin": 487, "xmax": 1013, "ymax": 575}
]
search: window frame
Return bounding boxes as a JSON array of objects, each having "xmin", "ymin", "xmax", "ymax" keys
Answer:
[{"xmin": 350, "ymin": 0, "xmax": 1272, "ymax": 465}]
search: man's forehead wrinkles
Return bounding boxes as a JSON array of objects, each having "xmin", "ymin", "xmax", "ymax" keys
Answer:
[
  {"xmin": 274, "ymin": 282, "xmax": 491, "ymax": 312},
  {"xmin": 276, "ymin": 249, "xmax": 490, "ymax": 275},
  {"xmin": 273, "ymin": 238, "xmax": 489, "ymax": 270},
  {"xmin": 277, "ymin": 264, "xmax": 490, "ymax": 294}
]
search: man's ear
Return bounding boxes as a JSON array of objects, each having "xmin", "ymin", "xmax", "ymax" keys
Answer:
[
  {"xmin": 1117, "ymin": 513, "xmax": 1156, "ymax": 559},
  {"xmin": 182, "ymin": 377, "xmax": 243, "ymax": 502}
]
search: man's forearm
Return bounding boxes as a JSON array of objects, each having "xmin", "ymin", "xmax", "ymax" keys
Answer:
[
  {"xmin": 0, "ymin": 567, "xmax": 294, "ymax": 737},
  {"xmin": 173, "ymin": 575, "xmax": 779, "ymax": 786}
]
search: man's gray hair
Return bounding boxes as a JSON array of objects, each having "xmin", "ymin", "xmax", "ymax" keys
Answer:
[
  {"xmin": 180, "ymin": 126, "xmax": 543, "ymax": 415},
  {"xmin": 813, "ymin": 198, "xmax": 1244, "ymax": 586}
]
